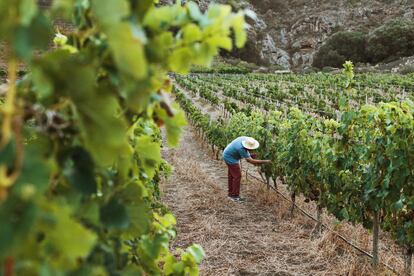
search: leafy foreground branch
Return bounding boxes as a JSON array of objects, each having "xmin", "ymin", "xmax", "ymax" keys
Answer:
[{"xmin": 0, "ymin": 0, "xmax": 248, "ymax": 275}]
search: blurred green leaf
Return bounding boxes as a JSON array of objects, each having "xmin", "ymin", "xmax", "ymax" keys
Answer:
[
  {"xmin": 20, "ymin": 0, "xmax": 38, "ymax": 26},
  {"xmin": 91, "ymin": 0, "xmax": 129, "ymax": 27},
  {"xmin": 41, "ymin": 203, "xmax": 97, "ymax": 269},
  {"xmin": 206, "ymin": 35, "xmax": 232, "ymax": 51},
  {"xmin": 186, "ymin": 244, "xmax": 205, "ymax": 264},
  {"xmin": 139, "ymin": 233, "xmax": 169, "ymax": 260},
  {"xmin": 62, "ymin": 147, "xmax": 97, "ymax": 196},
  {"xmin": 14, "ymin": 142, "xmax": 51, "ymax": 197},
  {"xmin": 188, "ymin": 2, "xmax": 204, "ymax": 23},
  {"xmin": 106, "ymin": 23, "xmax": 148, "ymax": 79},
  {"xmin": 182, "ymin": 24, "xmax": 202, "ymax": 44},
  {"xmin": 0, "ymin": 138, "xmax": 16, "ymax": 168},
  {"xmin": 0, "ymin": 200, "xmax": 37, "ymax": 259},
  {"xmin": 135, "ymin": 136, "xmax": 161, "ymax": 179},
  {"xmin": 31, "ymin": 66, "xmax": 53, "ymax": 99},
  {"xmin": 231, "ymin": 13, "xmax": 247, "ymax": 48},
  {"xmin": 168, "ymin": 47, "xmax": 193, "ymax": 73},
  {"xmin": 13, "ymin": 13, "xmax": 52, "ymax": 60},
  {"xmin": 100, "ymin": 198, "xmax": 130, "ymax": 229},
  {"xmin": 76, "ymin": 88, "xmax": 129, "ymax": 166},
  {"xmin": 51, "ymin": 0, "xmax": 76, "ymax": 19},
  {"xmin": 157, "ymin": 104, "xmax": 187, "ymax": 147}
]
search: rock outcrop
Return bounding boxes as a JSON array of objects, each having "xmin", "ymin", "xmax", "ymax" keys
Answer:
[
  {"xmin": 40, "ymin": 0, "xmax": 414, "ymax": 70},
  {"xmin": 236, "ymin": 0, "xmax": 414, "ymax": 70}
]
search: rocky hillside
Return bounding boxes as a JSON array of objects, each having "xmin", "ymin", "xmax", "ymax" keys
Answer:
[
  {"xmin": 40, "ymin": 0, "xmax": 414, "ymax": 70},
  {"xmin": 183, "ymin": 0, "xmax": 414, "ymax": 70}
]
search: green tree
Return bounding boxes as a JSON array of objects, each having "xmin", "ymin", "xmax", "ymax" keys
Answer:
[
  {"xmin": 313, "ymin": 31, "xmax": 367, "ymax": 68},
  {"xmin": 366, "ymin": 18, "xmax": 414, "ymax": 63}
]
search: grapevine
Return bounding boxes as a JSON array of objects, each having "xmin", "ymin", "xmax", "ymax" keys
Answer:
[
  {"xmin": 0, "ymin": 1, "xmax": 248, "ymax": 275},
  {"xmin": 174, "ymin": 62, "xmax": 414, "ymax": 274}
]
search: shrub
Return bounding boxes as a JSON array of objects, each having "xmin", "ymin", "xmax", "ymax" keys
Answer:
[
  {"xmin": 313, "ymin": 31, "xmax": 368, "ymax": 68},
  {"xmin": 400, "ymin": 64, "xmax": 414, "ymax": 75},
  {"xmin": 366, "ymin": 19, "xmax": 414, "ymax": 63}
]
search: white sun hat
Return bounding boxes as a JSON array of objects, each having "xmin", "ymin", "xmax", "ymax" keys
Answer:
[{"xmin": 242, "ymin": 137, "xmax": 260, "ymax": 150}]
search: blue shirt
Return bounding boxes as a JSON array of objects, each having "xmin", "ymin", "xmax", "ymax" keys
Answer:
[{"xmin": 223, "ymin": 137, "xmax": 251, "ymax": 165}]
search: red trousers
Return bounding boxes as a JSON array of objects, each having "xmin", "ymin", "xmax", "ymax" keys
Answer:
[{"xmin": 226, "ymin": 163, "xmax": 241, "ymax": 197}]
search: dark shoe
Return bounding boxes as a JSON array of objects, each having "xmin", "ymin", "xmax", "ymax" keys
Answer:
[
  {"xmin": 228, "ymin": 196, "xmax": 237, "ymax": 201},
  {"xmin": 228, "ymin": 196, "xmax": 245, "ymax": 202},
  {"xmin": 234, "ymin": 196, "xmax": 245, "ymax": 202}
]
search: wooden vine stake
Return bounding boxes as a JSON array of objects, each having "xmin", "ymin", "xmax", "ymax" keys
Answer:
[
  {"xmin": 315, "ymin": 205, "xmax": 323, "ymax": 235},
  {"xmin": 272, "ymin": 178, "xmax": 278, "ymax": 190},
  {"xmin": 404, "ymin": 246, "xmax": 412, "ymax": 276},
  {"xmin": 266, "ymin": 176, "xmax": 270, "ymax": 191},
  {"xmin": 215, "ymin": 149, "xmax": 220, "ymax": 160},
  {"xmin": 258, "ymin": 171, "xmax": 266, "ymax": 184},
  {"xmin": 264, "ymin": 114, "xmax": 271, "ymax": 192},
  {"xmin": 290, "ymin": 192, "xmax": 296, "ymax": 217},
  {"xmin": 372, "ymin": 211, "xmax": 380, "ymax": 267}
]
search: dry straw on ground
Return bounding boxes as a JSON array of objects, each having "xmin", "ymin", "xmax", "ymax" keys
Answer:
[{"xmin": 160, "ymin": 126, "xmax": 400, "ymax": 275}]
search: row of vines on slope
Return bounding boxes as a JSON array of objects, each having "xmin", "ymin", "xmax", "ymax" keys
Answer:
[
  {"xmin": 176, "ymin": 71, "xmax": 414, "ymax": 118},
  {"xmin": 0, "ymin": 0, "xmax": 249, "ymax": 275},
  {"xmin": 174, "ymin": 62, "xmax": 414, "ymax": 275}
]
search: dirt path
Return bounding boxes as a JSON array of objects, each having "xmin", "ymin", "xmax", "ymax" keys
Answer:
[
  {"xmin": 174, "ymin": 82, "xmax": 223, "ymax": 121},
  {"xmin": 160, "ymin": 125, "xmax": 384, "ymax": 275}
]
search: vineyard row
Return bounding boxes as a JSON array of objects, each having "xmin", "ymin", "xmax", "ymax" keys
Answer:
[{"xmin": 173, "ymin": 67, "xmax": 414, "ymax": 275}]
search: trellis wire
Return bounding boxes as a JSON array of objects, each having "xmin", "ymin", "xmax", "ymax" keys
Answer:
[
  {"xmin": 175, "ymin": 81, "xmax": 405, "ymax": 275},
  {"xmin": 243, "ymin": 169, "xmax": 400, "ymax": 275}
]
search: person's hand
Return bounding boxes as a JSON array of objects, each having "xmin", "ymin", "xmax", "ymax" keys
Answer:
[{"xmin": 263, "ymin": 160, "xmax": 272, "ymax": 164}]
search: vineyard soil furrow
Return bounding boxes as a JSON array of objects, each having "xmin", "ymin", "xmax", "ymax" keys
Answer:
[
  {"xmin": 174, "ymin": 82, "xmax": 223, "ymax": 121},
  {"xmin": 160, "ymin": 125, "xmax": 389, "ymax": 275},
  {"xmin": 169, "ymin": 82, "xmax": 412, "ymax": 274}
]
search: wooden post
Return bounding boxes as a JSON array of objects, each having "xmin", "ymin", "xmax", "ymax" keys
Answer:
[
  {"xmin": 273, "ymin": 177, "xmax": 278, "ymax": 190},
  {"xmin": 266, "ymin": 176, "xmax": 270, "ymax": 190},
  {"xmin": 372, "ymin": 211, "xmax": 380, "ymax": 267},
  {"xmin": 290, "ymin": 192, "xmax": 296, "ymax": 217},
  {"xmin": 316, "ymin": 205, "xmax": 323, "ymax": 234},
  {"xmin": 404, "ymin": 246, "xmax": 412, "ymax": 276}
]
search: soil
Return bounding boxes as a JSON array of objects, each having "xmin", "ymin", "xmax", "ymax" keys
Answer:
[{"xmin": 160, "ymin": 124, "xmax": 391, "ymax": 275}]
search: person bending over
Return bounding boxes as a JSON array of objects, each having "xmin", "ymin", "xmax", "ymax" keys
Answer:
[{"xmin": 223, "ymin": 136, "xmax": 271, "ymax": 202}]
